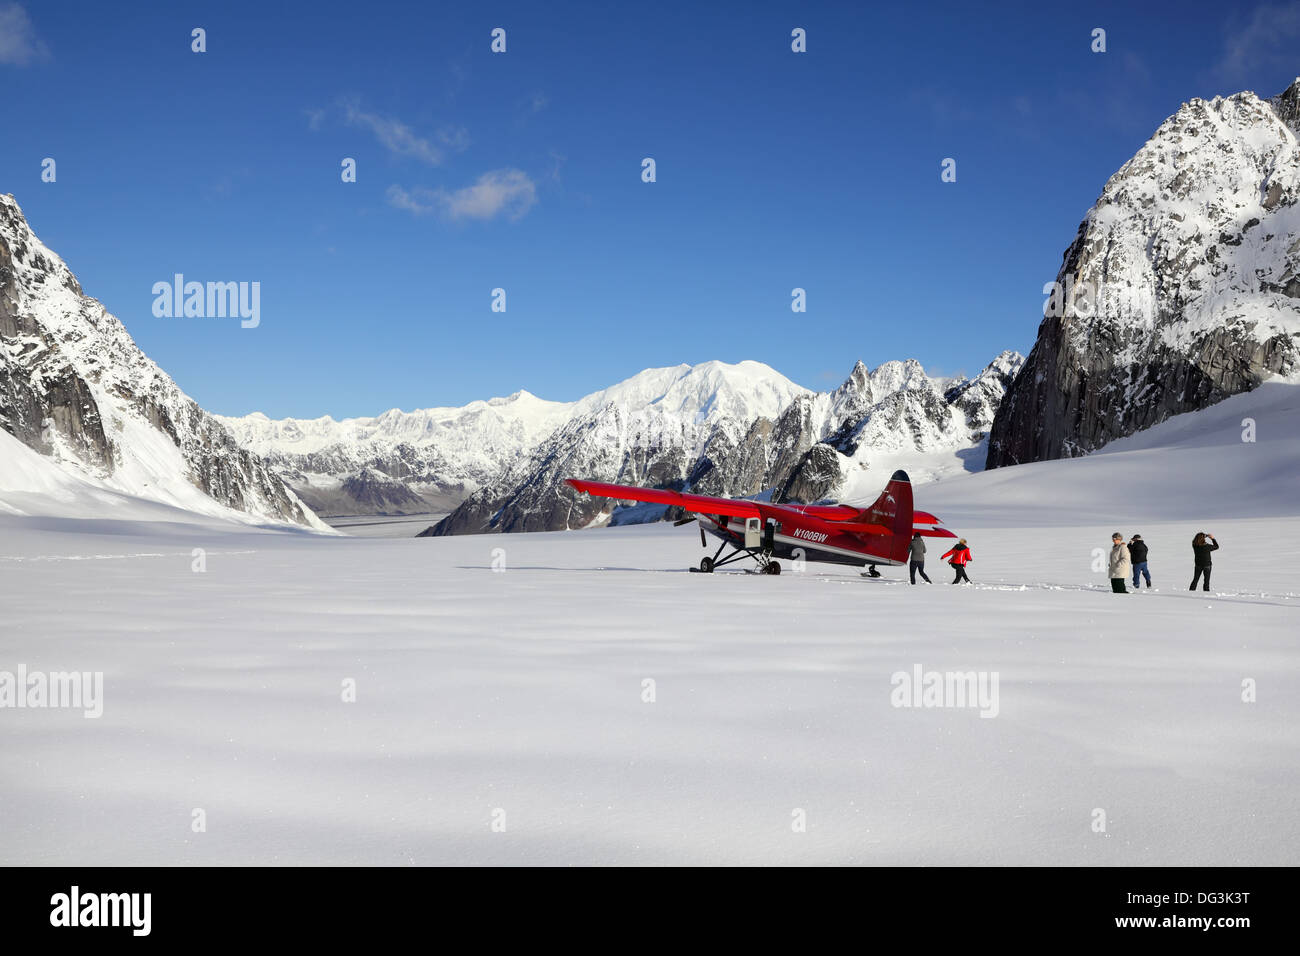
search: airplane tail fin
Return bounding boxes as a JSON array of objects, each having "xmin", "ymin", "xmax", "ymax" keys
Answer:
[{"xmin": 855, "ymin": 469, "xmax": 914, "ymax": 563}]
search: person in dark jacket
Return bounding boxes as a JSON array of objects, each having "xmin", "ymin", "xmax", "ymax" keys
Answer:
[
  {"xmin": 941, "ymin": 539, "xmax": 972, "ymax": 584},
  {"xmin": 1128, "ymin": 534, "xmax": 1151, "ymax": 588},
  {"xmin": 1190, "ymin": 532, "xmax": 1219, "ymax": 591},
  {"xmin": 908, "ymin": 532, "xmax": 931, "ymax": 584}
]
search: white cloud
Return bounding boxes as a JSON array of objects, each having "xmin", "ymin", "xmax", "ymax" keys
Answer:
[
  {"xmin": 341, "ymin": 98, "xmax": 444, "ymax": 165},
  {"xmin": 0, "ymin": 3, "xmax": 48, "ymax": 66},
  {"xmin": 436, "ymin": 169, "xmax": 538, "ymax": 220},
  {"xmin": 437, "ymin": 125, "xmax": 471, "ymax": 151},
  {"xmin": 1215, "ymin": 3, "xmax": 1300, "ymax": 86},
  {"xmin": 386, "ymin": 184, "xmax": 436, "ymax": 215},
  {"xmin": 387, "ymin": 169, "xmax": 538, "ymax": 222},
  {"xmin": 308, "ymin": 99, "xmax": 470, "ymax": 162}
]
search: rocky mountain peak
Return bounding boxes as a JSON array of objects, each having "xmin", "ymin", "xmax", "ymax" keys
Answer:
[
  {"xmin": 988, "ymin": 80, "xmax": 1300, "ymax": 468},
  {"xmin": 1270, "ymin": 76, "xmax": 1300, "ymax": 134},
  {"xmin": 0, "ymin": 194, "xmax": 325, "ymax": 527}
]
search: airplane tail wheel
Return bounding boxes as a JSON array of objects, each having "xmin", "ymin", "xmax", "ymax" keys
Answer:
[
  {"xmin": 699, "ymin": 556, "xmax": 715, "ymax": 573},
  {"xmin": 765, "ymin": 561, "xmax": 781, "ymax": 575}
]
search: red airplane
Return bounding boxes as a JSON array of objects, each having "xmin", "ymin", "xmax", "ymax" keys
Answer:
[{"xmin": 565, "ymin": 469, "xmax": 957, "ymax": 576}]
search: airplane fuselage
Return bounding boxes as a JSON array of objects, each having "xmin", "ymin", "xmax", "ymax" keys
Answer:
[{"xmin": 703, "ymin": 513, "xmax": 900, "ymax": 567}]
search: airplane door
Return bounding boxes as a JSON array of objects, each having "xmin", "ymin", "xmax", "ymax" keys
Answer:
[{"xmin": 744, "ymin": 517, "xmax": 761, "ymax": 549}]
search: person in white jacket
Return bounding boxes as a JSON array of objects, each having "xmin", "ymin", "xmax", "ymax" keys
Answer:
[{"xmin": 1108, "ymin": 532, "xmax": 1132, "ymax": 593}]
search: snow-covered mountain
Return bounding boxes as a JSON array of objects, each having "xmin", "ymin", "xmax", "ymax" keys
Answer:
[
  {"xmin": 218, "ymin": 360, "xmax": 809, "ymax": 517},
  {"xmin": 779, "ymin": 351, "xmax": 1022, "ymax": 504},
  {"xmin": 989, "ymin": 78, "xmax": 1300, "ymax": 467},
  {"xmin": 0, "ymin": 194, "xmax": 326, "ymax": 528},
  {"xmin": 425, "ymin": 351, "xmax": 1023, "ymax": 536},
  {"xmin": 217, "ymin": 390, "xmax": 576, "ymax": 515}
]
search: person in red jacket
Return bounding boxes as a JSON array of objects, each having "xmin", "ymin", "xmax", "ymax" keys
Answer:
[{"xmin": 941, "ymin": 539, "xmax": 972, "ymax": 584}]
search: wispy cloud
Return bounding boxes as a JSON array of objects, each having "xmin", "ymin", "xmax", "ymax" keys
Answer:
[
  {"xmin": 340, "ymin": 97, "xmax": 446, "ymax": 165},
  {"xmin": 387, "ymin": 169, "xmax": 537, "ymax": 222},
  {"xmin": 0, "ymin": 3, "xmax": 48, "ymax": 66},
  {"xmin": 308, "ymin": 99, "xmax": 471, "ymax": 163},
  {"xmin": 1215, "ymin": 2, "xmax": 1300, "ymax": 87},
  {"xmin": 436, "ymin": 125, "xmax": 471, "ymax": 152},
  {"xmin": 546, "ymin": 150, "xmax": 566, "ymax": 185},
  {"xmin": 386, "ymin": 185, "xmax": 435, "ymax": 215}
]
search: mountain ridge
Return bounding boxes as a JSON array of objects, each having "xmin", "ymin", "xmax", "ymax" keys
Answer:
[
  {"xmin": 217, "ymin": 359, "xmax": 811, "ymax": 516},
  {"xmin": 424, "ymin": 350, "xmax": 1023, "ymax": 536}
]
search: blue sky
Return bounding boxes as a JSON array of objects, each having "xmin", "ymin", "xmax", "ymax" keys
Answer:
[{"xmin": 2, "ymin": 0, "xmax": 1298, "ymax": 418}]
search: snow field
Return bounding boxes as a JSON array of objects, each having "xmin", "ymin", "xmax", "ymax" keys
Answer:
[{"xmin": 0, "ymin": 510, "xmax": 1295, "ymax": 865}]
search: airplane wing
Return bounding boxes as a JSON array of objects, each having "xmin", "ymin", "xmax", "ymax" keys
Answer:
[
  {"xmin": 569, "ymin": 476, "xmax": 958, "ymax": 540},
  {"xmin": 566, "ymin": 479, "xmax": 893, "ymax": 535},
  {"xmin": 912, "ymin": 509, "xmax": 957, "ymax": 538},
  {"xmin": 565, "ymin": 479, "xmax": 762, "ymax": 519}
]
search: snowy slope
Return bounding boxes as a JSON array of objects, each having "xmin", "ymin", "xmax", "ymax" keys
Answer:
[
  {"xmin": 0, "ymin": 428, "xmax": 335, "ymax": 530},
  {"xmin": 0, "ymin": 195, "xmax": 328, "ymax": 530},
  {"xmin": 2, "ymin": 379, "xmax": 1297, "ymax": 865},
  {"xmin": 0, "ymin": 427, "xmax": 112, "ymax": 517},
  {"xmin": 930, "ymin": 377, "xmax": 1300, "ymax": 525}
]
